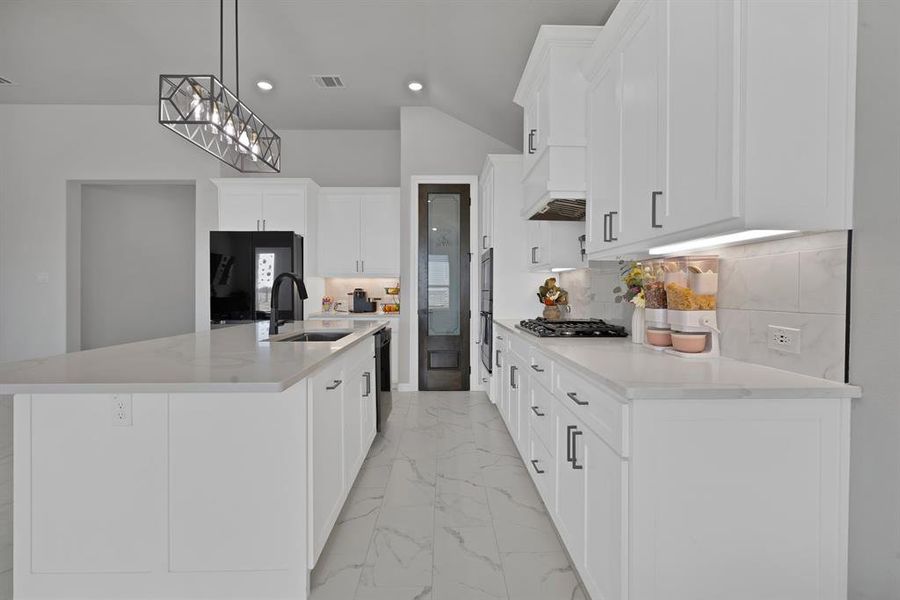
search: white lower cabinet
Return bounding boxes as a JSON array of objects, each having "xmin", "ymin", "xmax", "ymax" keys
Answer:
[
  {"xmin": 497, "ymin": 324, "xmax": 851, "ymax": 600},
  {"xmin": 308, "ymin": 337, "xmax": 377, "ymax": 567}
]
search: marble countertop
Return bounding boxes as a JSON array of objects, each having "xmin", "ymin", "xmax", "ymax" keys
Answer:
[
  {"xmin": 0, "ymin": 319, "xmax": 388, "ymax": 394},
  {"xmin": 495, "ymin": 320, "xmax": 861, "ymax": 400}
]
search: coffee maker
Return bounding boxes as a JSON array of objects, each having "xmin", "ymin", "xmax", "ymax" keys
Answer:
[{"xmin": 348, "ymin": 288, "xmax": 377, "ymax": 313}]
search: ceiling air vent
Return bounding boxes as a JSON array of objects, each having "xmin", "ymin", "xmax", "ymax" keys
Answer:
[{"xmin": 313, "ymin": 75, "xmax": 345, "ymax": 89}]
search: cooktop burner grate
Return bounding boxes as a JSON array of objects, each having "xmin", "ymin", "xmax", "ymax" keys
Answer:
[{"xmin": 516, "ymin": 318, "xmax": 628, "ymax": 338}]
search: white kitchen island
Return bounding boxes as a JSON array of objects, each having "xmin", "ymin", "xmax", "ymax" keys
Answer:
[{"xmin": 0, "ymin": 319, "xmax": 387, "ymax": 600}]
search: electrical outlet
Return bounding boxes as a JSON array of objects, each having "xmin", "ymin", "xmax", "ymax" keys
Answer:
[
  {"xmin": 768, "ymin": 325, "xmax": 801, "ymax": 354},
  {"xmin": 110, "ymin": 394, "xmax": 132, "ymax": 427}
]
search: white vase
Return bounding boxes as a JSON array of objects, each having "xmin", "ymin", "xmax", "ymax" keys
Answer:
[{"xmin": 630, "ymin": 307, "xmax": 645, "ymax": 344}]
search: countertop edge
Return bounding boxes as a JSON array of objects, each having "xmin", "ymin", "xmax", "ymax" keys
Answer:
[
  {"xmin": 494, "ymin": 320, "xmax": 862, "ymax": 401},
  {"xmin": 0, "ymin": 320, "xmax": 389, "ymax": 395}
]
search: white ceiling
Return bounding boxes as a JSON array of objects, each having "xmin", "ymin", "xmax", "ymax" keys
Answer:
[{"xmin": 0, "ymin": 0, "xmax": 615, "ymax": 148}]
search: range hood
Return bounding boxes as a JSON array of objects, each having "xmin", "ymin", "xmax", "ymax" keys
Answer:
[{"xmin": 528, "ymin": 198, "xmax": 586, "ymax": 221}]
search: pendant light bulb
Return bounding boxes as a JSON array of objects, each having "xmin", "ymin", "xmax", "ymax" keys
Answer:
[{"xmin": 238, "ymin": 129, "xmax": 250, "ymax": 153}]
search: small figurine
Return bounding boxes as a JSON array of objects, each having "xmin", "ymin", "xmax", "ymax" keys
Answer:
[{"xmin": 537, "ymin": 277, "xmax": 568, "ymax": 320}]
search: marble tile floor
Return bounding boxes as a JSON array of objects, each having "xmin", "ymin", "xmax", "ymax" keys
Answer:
[{"xmin": 310, "ymin": 391, "xmax": 588, "ymax": 600}]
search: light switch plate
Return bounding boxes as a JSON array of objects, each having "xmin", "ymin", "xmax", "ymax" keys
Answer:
[{"xmin": 768, "ymin": 325, "xmax": 801, "ymax": 354}]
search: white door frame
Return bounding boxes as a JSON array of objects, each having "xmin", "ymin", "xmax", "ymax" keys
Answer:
[{"xmin": 406, "ymin": 175, "xmax": 479, "ymax": 392}]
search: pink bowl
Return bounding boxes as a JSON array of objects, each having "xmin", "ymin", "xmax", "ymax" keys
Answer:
[
  {"xmin": 645, "ymin": 328, "xmax": 672, "ymax": 347},
  {"xmin": 671, "ymin": 332, "xmax": 708, "ymax": 353}
]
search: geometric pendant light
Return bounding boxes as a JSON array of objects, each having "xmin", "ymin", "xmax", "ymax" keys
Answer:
[{"xmin": 158, "ymin": 0, "xmax": 281, "ymax": 173}]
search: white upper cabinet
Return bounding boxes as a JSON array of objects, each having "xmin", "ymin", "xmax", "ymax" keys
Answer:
[
  {"xmin": 212, "ymin": 178, "xmax": 316, "ymax": 234},
  {"xmin": 525, "ymin": 220, "xmax": 586, "ymax": 273},
  {"xmin": 583, "ymin": 0, "xmax": 857, "ymax": 258},
  {"xmin": 515, "ymin": 26, "xmax": 602, "ymax": 219},
  {"xmin": 478, "ymin": 163, "xmax": 495, "ymax": 251},
  {"xmin": 317, "ymin": 188, "xmax": 401, "ymax": 277}
]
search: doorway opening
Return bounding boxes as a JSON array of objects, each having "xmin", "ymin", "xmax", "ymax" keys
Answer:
[{"xmin": 417, "ymin": 184, "xmax": 471, "ymax": 391}]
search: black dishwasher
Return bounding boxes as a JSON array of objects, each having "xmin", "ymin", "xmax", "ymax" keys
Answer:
[{"xmin": 374, "ymin": 327, "xmax": 392, "ymax": 431}]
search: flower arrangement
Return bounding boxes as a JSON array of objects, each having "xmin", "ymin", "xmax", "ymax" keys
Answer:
[{"xmin": 613, "ymin": 261, "xmax": 645, "ymax": 308}]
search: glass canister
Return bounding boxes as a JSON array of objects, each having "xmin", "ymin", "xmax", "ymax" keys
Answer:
[
  {"xmin": 643, "ymin": 259, "xmax": 674, "ymax": 310},
  {"xmin": 665, "ymin": 256, "xmax": 719, "ymax": 311}
]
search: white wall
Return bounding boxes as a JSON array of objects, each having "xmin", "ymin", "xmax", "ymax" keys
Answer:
[
  {"xmin": 221, "ymin": 129, "xmax": 400, "ymax": 187},
  {"xmin": 0, "ymin": 104, "xmax": 220, "ymax": 364},
  {"xmin": 79, "ymin": 183, "xmax": 196, "ymax": 350},
  {"xmin": 398, "ymin": 107, "xmax": 518, "ymax": 387},
  {"xmin": 848, "ymin": 0, "xmax": 900, "ymax": 596}
]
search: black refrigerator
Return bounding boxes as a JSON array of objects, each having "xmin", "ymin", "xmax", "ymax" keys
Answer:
[{"xmin": 210, "ymin": 231, "xmax": 304, "ymax": 325}]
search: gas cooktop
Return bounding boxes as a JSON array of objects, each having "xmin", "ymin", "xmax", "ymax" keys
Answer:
[{"xmin": 517, "ymin": 318, "xmax": 628, "ymax": 338}]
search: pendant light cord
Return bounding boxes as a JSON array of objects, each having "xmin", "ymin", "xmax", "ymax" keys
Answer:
[
  {"xmin": 219, "ymin": 0, "xmax": 224, "ymax": 82},
  {"xmin": 235, "ymin": 0, "xmax": 239, "ymax": 97}
]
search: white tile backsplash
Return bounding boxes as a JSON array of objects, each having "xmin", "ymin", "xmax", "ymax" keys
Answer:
[{"xmin": 560, "ymin": 231, "xmax": 850, "ymax": 382}]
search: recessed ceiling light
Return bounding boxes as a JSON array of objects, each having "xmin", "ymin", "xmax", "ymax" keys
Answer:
[
  {"xmin": 256, "ymin": 80, "xmax": 273, "ymax": 91},
  {"xmin": 408, "ymin": 81, "xmax": 423, "ymax": 92}
]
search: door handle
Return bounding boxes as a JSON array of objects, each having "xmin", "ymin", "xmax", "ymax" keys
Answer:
[
  {"xmin": 571, "ymin": 429, "xmax": 583, "ymax": 470},
  {"xmin": 482, "ymin": 235, "xmax": 488, "ymax": 249},
  {"xmin": 256, "ymin": 219, "xmax": 260, "ymax": 231},
  {"xmin": 603, "ymin": 212, "xmax": 611, "ymax": 243},
  {"xmin": 531, "ymin": 405, "xmax": 545, "ymax": 417},
  {"xmin": 608, "ymin": 211, "xmax": 618, "ymax": 241},
  {"xmin": 326, "ymin": 379, "xmax": 343, "ymax": 390},
  {"xmin": 567, "ymin": 391, "xmax": 588, "ymax": 406},
  {"xmin": 363, "ymin": 372, "xmax": 371, "ymax": 397},
  {"xmin": 652, "ymin": 191, "xmax": 663, "ymax": 228},
  {"xmin": 530, "ymin": 459, "xmax": 545, "ymax": 474},
  {"xmin": 497, "ymin": 335, "xmax": 503, "ymax": 341},
  {"xmin": 566, "ymin": 424, "xmax": 577, "ymax": 463},
  {"xmin": 262, "ymin": 218, "xmax": 266, "ymax": 231},
  {"xmin": 510, "ymin": 365, "xmax": 518, "ymax": 389},
  {"xmin": 531, "ymin": 246, "xmax": 538, "ymax": 264},
  {"xmin": 361, "ymin": 260, "xmax": 365, "ymax": 272},
  {"xmin": 355, "ymin": 260, "xmax": 359, "ymax": 272},
  {"xmin": 528, "ymin": 129, "xmax": 537, "ymax": 154},
  {"xmin": 496, "ymin": 350, "xmax": 502, "ymax": 368},
  {"xmin": 530, "ymin": 364, "xmax": 544, "ymax": 373}
]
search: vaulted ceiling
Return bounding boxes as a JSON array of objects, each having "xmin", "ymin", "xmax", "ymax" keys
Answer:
[{"xmin": 0, "ymin": 0, "xmax": 615, "ymax": 148}]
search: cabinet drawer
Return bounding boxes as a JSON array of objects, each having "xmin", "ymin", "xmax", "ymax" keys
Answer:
[
  {"xmin": 527, "ymin": 347, "xmax": 552, "ymax": 390},
  {"xmin": 528, "ymin": 428, "xmax": 554, "ymax": 509},
  {"xmin": 553, "ymin": 363, "xmax": 629, "ymax": 457},
  {"xmin": 508, "ymin": 331, "xmax": 532, "ymax": 363},
  {"xmin": 529, "ymin": 378, "xmax": 554, "ymax": 452}
]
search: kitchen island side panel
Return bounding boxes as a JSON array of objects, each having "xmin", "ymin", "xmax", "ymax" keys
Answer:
[{"xmin": 14, "ymin": 387, "xmax": 310, "ymax": 600}]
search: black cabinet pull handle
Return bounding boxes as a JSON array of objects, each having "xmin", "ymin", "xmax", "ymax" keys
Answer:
[
  {"xmin": 567, "ymin": 391, "xmax": 588, "ymax": 406},
  {"xmin": 531, "ymin": 406, "xmax": 545, "ymax": 417},
  {"xmin": 530, "ymin": 364, "xmax": 544, "ymax": 373},
  {"xmin": 530, "ymin": 459, "xmax": 545, "ymax": 474},
  {"xmin": 571, "ymin": 429, "xmax": 583, "ymax": 470},
  {"xmin": 603, "ymin": 212, "xmax": 611, "ymax": 243},
  {"xmin": 531, "ymin": 246, "xmax": 538, "ymax": 264},
  {"xmin": 326, "ymin": 379, "xmax": 343, "ymax": 390},
  {"xmin": 652, "ymin": 191, "xmax": 663, "ymax": 228},
  {"xmin": 528, "ymin": 129, "xmax": 537, "ymax": 154},
  {"xmin": 510, "ymin": 365, "xmax": 518, "ymax": 389},
  {"xmin": 495, "ymin": 350, "xmax": 502, "ymax": 368},
  {"xmin": 482, "ymin": 235, "xmax": 489, "ymax": 249},
  {"xmin": 566, "ymin": 425, "xmax": 576, "ymax": 463},
  {"xmin": 497, "ymin": 335, "xmax": 504, "ymax": 341},
  {"xmin": 608, "ymin": 211, "xmax": 618, "ymax": 241},
  {"xmin": 363, "ymin": 372, "xmax": 371, "ymax": 397}
]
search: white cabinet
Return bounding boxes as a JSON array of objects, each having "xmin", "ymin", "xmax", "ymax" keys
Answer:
[
  {"xmin": 317, "ymin": 188, "xmax": 401, "ymax": 277},
  {"xmin": 493, "ymin": 322, "xmax": 852, "ymax": 600},
  {"xmin": 515, "ymin": 26, "xmax": 601, "ymax": 218},
  {"xmin": 478, "ymin": 164, "xmax": 494, "ymax": 251},
  {"xmin": 582, "ymin": 427, "xmax": 627, "ymax": 600},
  {"xmin": 583, "ymin": 0, "xmax": 856, "ymax": 258},
  {"xmin": 553, "ymin": 400, "xmax": 586, "ymax": 565},
  {"xmin": 525, "ymin": 220, "xmax": 585, "ymax": 272},
  {"xmin": 308, "ymin": 338, "xmax": 377, "ymax": 567},
  {"xmin": 308, "ymin": 357, "xmax": 345, "ymax": 565},
  {"xmin": 212, "ymin": 178, "xmax": 317, "ymax": 234}
]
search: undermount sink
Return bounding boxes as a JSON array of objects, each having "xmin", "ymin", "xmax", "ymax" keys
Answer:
[{"xmin": 274, "ymin": 331, "xmax": 354, "ymax": 343}]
